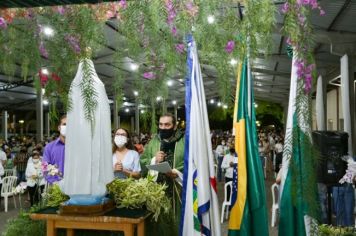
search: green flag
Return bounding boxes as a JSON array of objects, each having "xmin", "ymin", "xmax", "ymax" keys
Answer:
[{"xmin": 228, "ymin": 60, "xmax": 269, "ymax": 236}]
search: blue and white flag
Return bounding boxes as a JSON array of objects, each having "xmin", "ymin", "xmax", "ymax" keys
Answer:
[{"xmin": 180, "ymin": 35, "xmax": 221, "ymax": 236}]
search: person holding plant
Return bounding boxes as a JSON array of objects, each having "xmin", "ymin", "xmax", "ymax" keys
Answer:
[
  {"xmin": 112, "ymin": 128, "xmax": 141, "ymax": 179},
  {"xmin": 140, "ymin": 113, "xmax": 185, "ymax": 236},
  {"xmin": 25, "ymin": 152, "xmax": 45, "ymax": 206}
]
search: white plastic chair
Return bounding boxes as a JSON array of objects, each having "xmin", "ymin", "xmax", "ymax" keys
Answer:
[
  {"xmin": 221, "ymin": 181, "xmax": 233, "ymax": 223},
  {"xmin": 271, "ymin": 183, "xmax": 279, "ymax": 227},
  {"xmin": 1, "ymin": 176, "xmax": 18, "ymax": 212},
  {"xmin": 4, "ymin": 169, "xmax": 15, "ymax": 177}
]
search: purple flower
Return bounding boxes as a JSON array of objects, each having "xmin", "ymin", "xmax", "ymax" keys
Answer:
[
  {"xmin": 281, "ymin": 2, "xmax": 289, "ymax": 13},
  {"xmin": 0, "ymin": 17, "xmax": 7, "ymax": 29},
  {"xmin": 225, "ymin": 40, "xmax": 235, "ymax": 54},
  {"xmin": 143, "ymin": 72, "xmax": 155, "ymax": 79},
  {"xmin": 39, "ymin": 41, "xmax": 49, "ymax": 58},
  {"xmin": 65, "ymin": 35, "xmax": 81, "ymax": 54},
  {"xmin": 119, "ymin": 0, "xmax": 127, "ymax": 9},
  {"xmin": 175, "ymin": 43, "xmax": 185, "ymax": 54},
  {"xmin": 56, "ymin": 6, "xmax": 66, "ymax": 15},
  {"xmin": 171, "ymin": 26, "xmax": 178, "ymax": 37},
  {"xmin": 320, "ymin": 9, "xmax": 326, "ymax": 16}
]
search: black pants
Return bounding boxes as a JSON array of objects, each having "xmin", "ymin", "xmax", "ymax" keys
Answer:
[
  {"xmin": 28, "ymin": 184, "xmax": 44, "ymax": 206},
  {"xmin": 275, "ymin": 152, "xmax": 283, "ymax": 173},
  {"xmin": 225, "ymin": 177, "xmax": 233, "ymax": 202}
]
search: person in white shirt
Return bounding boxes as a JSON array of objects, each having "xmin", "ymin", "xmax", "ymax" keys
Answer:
[
  {"xmin": 215, "ymin": 139, "xmax": 229, "ymax": 182},
  {"xmin": 0, "ymin": 149, "xmax": 7, "ymax": 167},
  {"xmin": 25, "ymin": 152, "xmax": 45, "ymax": 206},
  {"xmin": 221, "ymin": 148, "xmax": 238, "ymax": 200}
]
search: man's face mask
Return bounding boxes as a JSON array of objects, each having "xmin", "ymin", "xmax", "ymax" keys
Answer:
[{"xmin": 159, "ymin": 128, "xmax": 174, "ymax": 139}]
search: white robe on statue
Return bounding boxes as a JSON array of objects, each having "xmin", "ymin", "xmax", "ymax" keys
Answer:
[{"xmin": 63, "ymin": 59, "xmax": 114, "ymax": 197}]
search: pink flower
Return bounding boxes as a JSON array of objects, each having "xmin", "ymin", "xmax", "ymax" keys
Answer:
[
  {"xmin": 39, "ymin": 41, "xmax": 49, "ymax": 59},
  {"xmin": 143, "ymin": 72, "xmax": 156, "ymax": 79},
  {"xmin": 175, "ymin": 43, "xmax": 185, "ymax": 54},
  {"xmin": 281, "ymin": 2, "xmax": 289, "ymax": 13},
  {"xmin": 171, "ymin": 26, "xmax": 178, "ymax": 37},
  {"xmin": 65, "ymin": 34, "xmax": 81, "ymax": 54},
  {"xmin": 0, "ymin": 17, "xmax": 7, "ymax": 29},
  {"xmin": 225, "ymin": 40, "xmax": 235, "ymax": 54},
  {"xmin": 320, "ymin": 9, "xmax": 325, "ymax": 16},
  {"xmin": 56, "ymin": 6, "xmax": 66, "ymax": 15},
  {"xmin": 119, "ymin": 0, "xmax": 127, "ymax": 9}
]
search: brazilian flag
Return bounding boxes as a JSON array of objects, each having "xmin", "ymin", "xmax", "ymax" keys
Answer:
[{"xmin": 228, "ymin": 60, "xmax": 269, "ymax": 236}]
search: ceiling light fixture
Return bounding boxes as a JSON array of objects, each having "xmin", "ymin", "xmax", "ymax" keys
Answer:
[
  {"xmin": 207, "ymin": 15, "xmax": 215, "ymax": 24},
  {"xmin": 43, "ymin": 26, "xmax": 54, "ymax": 37},
  {"xmin": 41, "ymin": 68, "xmax": 49, "ymax": 75},
  {"xmin": 230, "ymin": 59, "xmax": 237, "ymax": 66},
  {"xmin": 130, "ymin": 63, "xmax": 139, "ymax": 71},
  {"xmin": 167, "ymin": 80, "xmax": 174, "ymax": 86}
]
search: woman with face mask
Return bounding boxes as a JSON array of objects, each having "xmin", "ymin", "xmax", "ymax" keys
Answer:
[
  {"xmin": 112, "ymin": 128, "xmax": 141, "ymax": 179},
  {"xmin": 25, "ymin": 152, "xmax": 45, "ymax": 206}
]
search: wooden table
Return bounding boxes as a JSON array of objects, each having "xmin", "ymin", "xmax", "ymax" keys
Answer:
[{"xmin": 30, "ymin": 208, "xmax": 150, "ymax": 236}]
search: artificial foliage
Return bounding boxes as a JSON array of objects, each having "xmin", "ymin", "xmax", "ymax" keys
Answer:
[
  {"xmin": 280, "ymin": 0, "xmax": 326, "ymax": 233},
  {"xmin": 0, "ymin": 0, "xmax": 276, "ymax": 129},
  {"xmin": 106, "ymin": 177, "xmax": 171, "ymax": 221}
]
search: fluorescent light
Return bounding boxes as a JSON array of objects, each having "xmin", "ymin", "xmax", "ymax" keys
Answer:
[
  {"xmin": 167, "ymin": 80, "xmax": 174, "ymax": 87},
  {"xmin": 41, "ymin": 68, "xmax": 49, "ymax": 75},
  {"xmin": 230, "ymin": 59, "xmax": 237, "ymax": 65},
  {"xmin": 207, "ymin": 15, "xmax": 215, "ymax": 24},
  {"xmin": 43, "ymin": 26, "xmax": 54, "ymax": 37},
  {"xmin": 43, "ymin": 99, "xmax": 49, "ymax": 105},
  {"xmin": 133, "ymin": 90, "xmax": 139, "ymax": 96},
  {"xmin": 130, "ymin": 63, "xmax": 139, "ymax": 71}
]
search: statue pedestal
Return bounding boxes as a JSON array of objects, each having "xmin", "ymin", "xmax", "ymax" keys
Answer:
[{"xmin": 59, "ymin": 199, "xmax": 115, "ymax": 216}]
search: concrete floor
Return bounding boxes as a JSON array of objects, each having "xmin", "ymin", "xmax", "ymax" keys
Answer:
[{"xmin": 0, "ymin": 171, "xmax": 278, "ymax": 235}]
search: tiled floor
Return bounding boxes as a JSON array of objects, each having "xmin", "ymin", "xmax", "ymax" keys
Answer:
[{"xmin": 0, "ymin": 172, "xmax": 278, "ymax": 235}]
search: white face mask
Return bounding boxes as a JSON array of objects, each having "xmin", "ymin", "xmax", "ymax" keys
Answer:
[
  {"xmin": 114, "ymin": 135, "xmax": 127, "ymax": 148},
  {"xmin": 33, "ymin": 159, "xmax": 40, "ymax": 164},
  {"xmin": 60, "ymin": 125, "xmax": 66, "ymax": 137}
]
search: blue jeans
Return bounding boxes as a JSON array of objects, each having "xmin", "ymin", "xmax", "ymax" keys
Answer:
[{"xmin": 332, "ymin": 184, "xmax": 355, "ymax": 226}]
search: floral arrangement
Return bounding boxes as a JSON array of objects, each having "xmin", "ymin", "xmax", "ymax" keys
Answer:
[
  {"xmin": 0, "ymin": 1, "xmax": 276, "ymax": 129},
  {"xmin": 281, "ymin": 0, "xmax": 325, "ymax": 93},
  {"xmin": 318, "ymin": 224, "xmax": 356, "ymax": 236},
  {"xmin": 12, "ymin": 182, "xmax": 27, "ymax": 195},
  {"xmin": 41, "ymin": 161, "xmax": 62, "ymax": 182}
]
